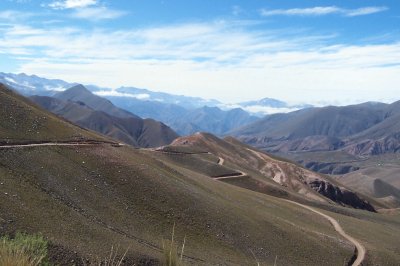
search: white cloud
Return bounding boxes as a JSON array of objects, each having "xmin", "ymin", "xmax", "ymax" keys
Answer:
[
  {"xmin": 345, "ymin": 7, "xmax": 388, "ymax": 17},
  {"xmin": 94, "ymin": 90, "xmax": 150, "ymax": 100},
  {"xmin": 243, "ymin": 105, "xmax": 300, "ymax": 115},
  {"xmin": 1, "ymin": 20, "xmax": 399, "ymax": 105},
  {"xmin": 261, "ymin": 6, "xmax": 340, "ymax": 16},
  {"xmin": 219, "ymin": 103, "xmax": 299, "ymax": 115},
  {"xmin": 260, "ymin": 6, "xmax": 388, "ymax": 17},
  {"xmin": 49, "ymin": 0, "xmax": 97, "ymax": 10},
  {"xmin": 71, "ymin": 7, "xmax": 126, "ymax": 20}
]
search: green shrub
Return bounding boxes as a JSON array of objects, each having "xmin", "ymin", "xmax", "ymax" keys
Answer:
[{"xmin": 0, "ymin": 232, "xmax": 50, "ymax": 266}]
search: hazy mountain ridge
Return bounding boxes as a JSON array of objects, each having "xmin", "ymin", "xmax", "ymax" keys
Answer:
[
  {"xmin": 30, "ymin": 85, "xmax": 179, "ymax": 148},
  {"xmin": 0, "ymin": 72, "xmax": 311, "ymax": 136},
  {"xmin": 0, "ymin": 72, "xmax": 76, "ymax": 96},
  {"xmin": 231, "ymin": 101, "xmax": 400, "ymax": 156}
]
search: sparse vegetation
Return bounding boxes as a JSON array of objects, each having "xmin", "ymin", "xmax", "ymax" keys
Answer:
[
  {"xmin": 0, "ymin": 232, "xmax": 49, "ymax": 266},
  {"xmin": 85, "ymin": 245, "xmax": 129, "ymax": 266},
  {"xmin": 162, "ymin": 224, "xmax": 186, "ymax": 266}
]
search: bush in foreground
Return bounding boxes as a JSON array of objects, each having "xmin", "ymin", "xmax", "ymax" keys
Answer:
[{"xmin": 0, "ymin": 232, "xmax": 49, "ymax": 266}]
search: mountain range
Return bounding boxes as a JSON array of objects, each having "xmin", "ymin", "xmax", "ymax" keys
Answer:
[
  {"xmin": 0, "ymin": 72, "xmax": 308, "ymax": 135},
  {"xmin": 230, "ymin": 101, "xmax": 400, "ymax": 207},
  {"xmin": 230, "ymin": 101, "xmax": 400, "ymax": 157},
  {"xmin": 30, "ymin": 84, "xmax": 179, "ymax": 148},
  {"xmin": 1, "ymin": 82, "xmax": 399, "ymax": 265}
]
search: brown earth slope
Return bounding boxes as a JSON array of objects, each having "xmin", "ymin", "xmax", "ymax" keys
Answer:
[
  {"xmin": 170, "ymin": 132, "xmax": 377, "ymax": 212},
  {"xmin": 30, "ymin": 91, "xmax": 179, "ymax": 148}
]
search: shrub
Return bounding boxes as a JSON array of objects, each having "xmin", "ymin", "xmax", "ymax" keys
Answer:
[{"xmin": 0, "ymin": 232, "xmax": 49, "ymax": 266}]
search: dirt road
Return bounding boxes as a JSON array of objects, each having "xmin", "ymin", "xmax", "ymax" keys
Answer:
[
  {"xmin": 0, "ymin": 142, "xmax": 123, "ymax": 149},
  {"xmin": 216, "ymin": 154, "xmax": 366, "ymax": 266},
  {"xmin": 284, "ymin": 200, "xmax": 365, "ymax": 266}
]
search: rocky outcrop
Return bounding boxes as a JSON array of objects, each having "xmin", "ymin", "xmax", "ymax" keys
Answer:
[
  {"xmin": 304, "ymin": 162, "xmax": 359, "ymax": 175},
  {"xmin": 309, "ymin": 180, "xmax": 376, "ymax": 212},
  {"xmin": 344, "ymin": 135, "xmax": 400, "ymax": 156}
]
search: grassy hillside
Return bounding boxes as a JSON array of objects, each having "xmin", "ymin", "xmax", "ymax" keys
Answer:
[
  {"xmin": 0, "ymin": 144, "xmax": 355, "ymax": 265},
  {"xmin": 0, "ymin": 84, "xmax": 103, "ymax": 143}
]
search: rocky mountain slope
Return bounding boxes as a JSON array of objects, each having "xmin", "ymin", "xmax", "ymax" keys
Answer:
[
  {"xmin": 170, "ymin": 132, "xmax": 376, "ymax": 211},
  {"xmin": 230, "ymin": 101, "xmax": 400, "ymax": 171},
  {"xmin": 230, "ymin": 102, "xmax": 395, "ymax": 154}
]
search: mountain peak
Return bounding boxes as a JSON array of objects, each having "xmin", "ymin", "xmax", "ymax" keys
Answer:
[{"xmin": 67, "ymin": 84, "xmax": 92, "ymax": 94}]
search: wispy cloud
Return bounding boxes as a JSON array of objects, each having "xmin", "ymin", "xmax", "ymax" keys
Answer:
[
  {"xmin": 1, "ymin": 19, "xmax": 399, "ymax": 104},
  {"xmin": 0, "ymin": 10, "xmax": 33, "ymax": 21},
  {"xmin": 260, "ymin": 6, "xmax": 388, "ymax": 17},
  {"xmin": 48, "ymin": 0, "xmax": 97, "ymax": 10},
  {"xmin": 95, "ymin": 90, "xmax": 150, "ymax": 99},
  {"xmin": 71, "ymin": 6, "xmax": 126, "ymax": 20},
  {"xmin": 46, "ymin": 0, "xmax": 126, "ymax": 21},
  {"xmin": 345, "ymin": 7, "xmax": 388, "ymax": 17}
]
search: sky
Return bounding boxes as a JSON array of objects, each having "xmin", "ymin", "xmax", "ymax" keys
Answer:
[{"xmin": 0, "ymin": 0, "xmax": 399, "ymax": 105}]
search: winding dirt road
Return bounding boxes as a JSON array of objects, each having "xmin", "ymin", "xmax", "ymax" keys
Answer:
[
  {"xmin": 284, "ymin": 200, "xmax": 366, "ymax": 266},
  {"xmin": 216, "ymin": 154, "xmax": 366, "ymax": 266}
]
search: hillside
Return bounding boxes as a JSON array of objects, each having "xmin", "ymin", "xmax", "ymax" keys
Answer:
[
  {"xmin": 230, "ymin": 101, "xmax": 400, "ymax": 173},
  {"xmin": 0, "ymin": 83, "xmax": 103, "ymax": 144},
  {"xmin": 170, "ymin": 133, "xmax": 377, "ymax": 211},
  {"xmin": 31, "ymin": 88, "xmax": 179, "ymax": 148},
  {"xmin": 55, "ymin": 84, "xmax": 136, "ymax": 118}
]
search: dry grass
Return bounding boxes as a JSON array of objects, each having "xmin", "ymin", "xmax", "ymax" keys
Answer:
[
  {"xmin": 162, "ymin": 224, "xmax": 186, "ymax": 266},
  {"xmin": 84, "ymin": 245, "xmax": 129, "ymax": 266}
]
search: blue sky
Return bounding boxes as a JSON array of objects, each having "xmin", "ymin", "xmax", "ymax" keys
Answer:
[{"xmin": 0, "ymin": 0, "xmax": 399, "ymax": 104}]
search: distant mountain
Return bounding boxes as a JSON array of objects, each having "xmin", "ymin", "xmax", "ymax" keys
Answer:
[
  {"xmin": 3, "ymin": 72, "xmax": 319, "ymax": 135},
  {"xmin": 230, "ymin": 101, "xmax": 400, "ymax": 184},
  {"xmin": 0, "ymin": 72, "xmax": 75, "ymax": 96},
  {"xmin": 55, "ymin": 84, "xmax": 135, "ymax": 118},
  {"xmin": 230, "ymin": 103, "xmax": 393, "ymax": 153},
  {"xmin": 101, "ymin": 95, "xmax": 259, "ymax": 136},
  {"xmin": 100, "ymin": 96, "xmax": 187, "ymax": 123},
  {"xmin": 106, "ymin": 86, "xmax": 222, "ymax": 109},
  {"xmin": 169, "ymin": 106, "xmax": 259, "ymax": 136},
  {"xmin": 239, "ymin": 97, "xmax": 288, "ymax": 108},
  {"xmin": 236, "ymin": 97, "xmax": 313, "ymax": 116},
  {"xmin": 31, "ymin": 85, "xmax": 179, "ymax": 148}
]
